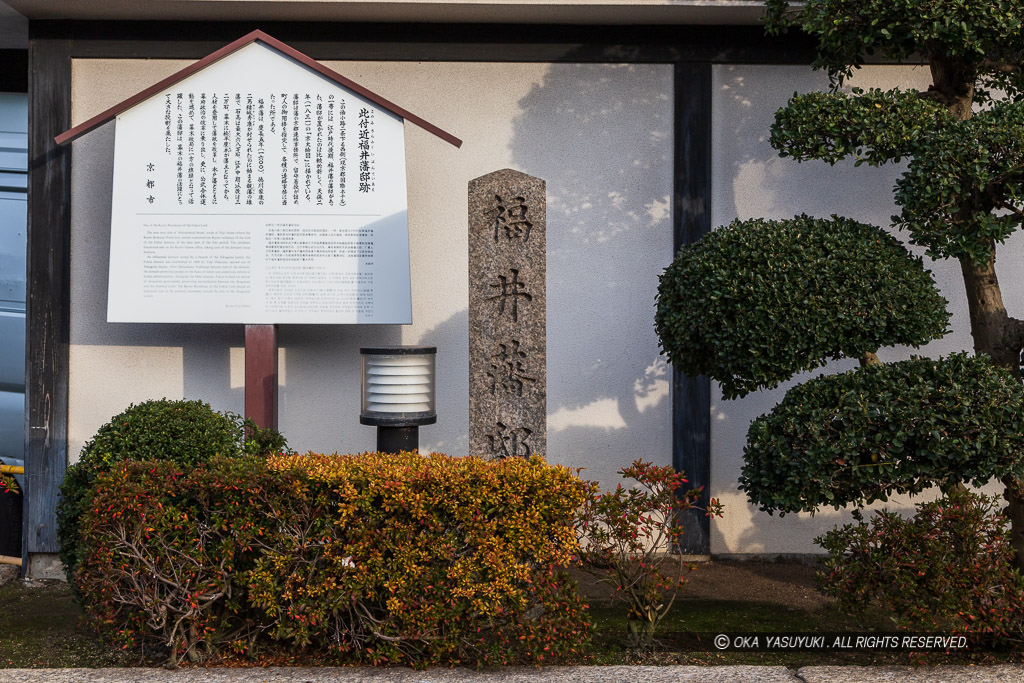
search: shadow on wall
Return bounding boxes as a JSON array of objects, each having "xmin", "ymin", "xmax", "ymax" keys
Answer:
[
  {"xmin": 711, "ymin": 63, "xmax": 972, "ymax": 354},
  {"xmin": 69, "ymin": 125, "xmax": 243, "ymax": 457},
  {"xmin": 414, "ymin": 306, "xmax": 469, "ymax": 457},
  {"xmin": 69, "ymin": 61, "xmax": 677, "ymax": 466},
  {"xmin": 509, "ymin": 63, "xmax": 676, "ymax": 489}
]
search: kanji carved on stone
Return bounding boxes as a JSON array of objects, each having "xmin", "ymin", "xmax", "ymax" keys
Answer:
[
  {"xmin": 490, "ymin": 194, "xmax": 532, "ymax": 242},
  {"xmin": 486, "ymin": 422, "xmax": 533, "ymax": 459},
  {"xmin": 469, "ymin": 169, "xmax": 547, "ymax": 459},
  {"xmin": 487, "ymin": 269, "xmax": 532, "ymax": 322},
  {"xmin": 487, "ymin": 340, "xmax": 535, "ymax": 397}
]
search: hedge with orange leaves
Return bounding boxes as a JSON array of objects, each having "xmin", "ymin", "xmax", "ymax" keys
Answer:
[{"xmin": 74, "ymin": 452, "xmax": 592, "ymax": 666}]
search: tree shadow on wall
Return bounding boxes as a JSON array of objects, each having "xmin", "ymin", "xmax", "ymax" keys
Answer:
[
  {"xmin": 503, "ymin": 59, "xmax": 976, "ymax": 551},
  {"xmin": 507, "ymin": 63, "xmax": 676, "ymax": 490},
  {"xmin": 414, "ymin": 307, "xmax": 469, "ymax": 457}
]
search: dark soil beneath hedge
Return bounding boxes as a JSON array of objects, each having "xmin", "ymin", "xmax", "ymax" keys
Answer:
[
  {"xmin": 1, "ymin": 559, "xmax": 1018, "ymax": 668},
  {"xmin": 0, "ymin": 559, "xmax": 829, "ymax": 668},
  {"xmin": 684, "ymin": 560, "xmax": 826, "ymax": 611},
  {"xmin": 573, "ymin": 558, "xmax": 826, "ymax": 612}
]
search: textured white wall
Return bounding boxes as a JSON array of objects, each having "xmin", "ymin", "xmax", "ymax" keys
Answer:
[
  {"xmin": 72, "ymin": 57, "xmax": 1005, "ymax": 556},
  {"xmin": 709, "ymin": 64, "xmax": 1021, "ymax": 554},
  {"xmin": 69, "ymin": 59, "xmax": 674, "ymax": 496}
]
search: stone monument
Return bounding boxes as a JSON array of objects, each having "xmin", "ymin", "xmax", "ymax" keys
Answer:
[{"xmin": 469, "ymin": 169, "xmax": 546, "ymax": 458}]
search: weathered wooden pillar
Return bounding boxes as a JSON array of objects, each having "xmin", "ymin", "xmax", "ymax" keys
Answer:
[{"xmin": 244, "ymin": 324, "xmax": 278, "ymax": 429}]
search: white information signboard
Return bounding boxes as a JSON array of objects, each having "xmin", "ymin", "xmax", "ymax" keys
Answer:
[{"xmin": 107, "ymin": 42, "xmax": 412, "ymax": 324}]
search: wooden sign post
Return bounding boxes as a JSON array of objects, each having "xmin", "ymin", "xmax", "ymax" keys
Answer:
[{"xmin": 244, "ymin": 324, "xmax": 278, "ymax": 429}]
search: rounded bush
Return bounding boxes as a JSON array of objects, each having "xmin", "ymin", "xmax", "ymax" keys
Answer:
[
  {"xmin": 654, "ymin": 215, "xmax": 951, "ymax": 399},
  {"xmin": 57, "ymin": 398, "xmax": 286, "ymax": 585},
  {"xmin": 817, "ymin": 490, "xmax": 1024, "ymax": 642},
  {"xmin": 740, "ymin": 353, "xmax": 1024, "ymax": 514}
]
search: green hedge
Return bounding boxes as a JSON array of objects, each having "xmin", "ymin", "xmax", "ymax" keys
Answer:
[
  {"xmin": 740, "ymin": 353, "xmax": 1024, "ymax": 514},
  {"xmin": 764, "ymin": 0, "xmax": 1024, "ymax": 88},
  {"xmin": 770, "ymin": 88, "xmax": 953, "ymax": 167},
  {"xmin": 655, "ymin": 215, "xmax": 950, "ymax": 398},
  {"xmin": 74, "ymin": 452, "xmax": 591, "ymax": 667},
  {"xmin": 57, "ymin": 399, "xmax": 286, "ymax": 586}
]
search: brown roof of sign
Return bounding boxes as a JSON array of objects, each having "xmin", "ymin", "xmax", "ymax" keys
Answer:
[{"xmin": 54, "ymin": 29, "xmax": 462, "ymax": 148}]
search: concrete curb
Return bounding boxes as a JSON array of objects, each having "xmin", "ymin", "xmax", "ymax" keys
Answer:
[{"xmin": 0, "ymin": 666, "xmax": 1021, "ymax": 682}]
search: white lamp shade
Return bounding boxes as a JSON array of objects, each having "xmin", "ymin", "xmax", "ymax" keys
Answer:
[{"xmin": 360, "ymin": 347, "xmax": 436, "ymax": 426}]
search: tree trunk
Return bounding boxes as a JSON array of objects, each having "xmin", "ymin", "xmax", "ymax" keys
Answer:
[
  {"xmin": 959, "ymin": 252, "xmax": 1021, "ymax": 372},
  {"xmin": 927, "ymin": 46, "xmax": 1024, "ymax": 570},
  {"xmin": 928, "ymin": 51, "xmax": 975, "ymax": 121},
  {"xmin": 959, "ymin": 251, "xmax": 1024, "ymax": 568},
  {"xmin": 626, "ymin": 610, "xmax": 658, "ymax": 650}
]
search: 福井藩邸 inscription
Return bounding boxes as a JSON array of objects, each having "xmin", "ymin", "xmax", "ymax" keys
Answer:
[{"xmin": 469, "ymin": 169, "xmax": 546, "ymax": 459}]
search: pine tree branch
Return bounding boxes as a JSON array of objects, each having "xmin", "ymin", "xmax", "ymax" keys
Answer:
[{"xmin": 992, "ymin": 199, "xmax": 1024, "ymax": 223}]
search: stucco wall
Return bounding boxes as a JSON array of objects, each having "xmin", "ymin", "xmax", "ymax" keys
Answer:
[
  {"xmin": 709, "ymin": 64, "xmax": 1023, "ymax": 554},
  {"xmin": 69, "ymin": 60, "xmax": 675, "ymax": 494},
  {"xmin": 69, "ymin": 57, "xmax": 1017, "ymax": 555}
]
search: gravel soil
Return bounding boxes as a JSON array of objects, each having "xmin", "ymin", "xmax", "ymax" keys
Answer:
[
  {"xmin": 571, "ymin": 558, "xmax": 826, "ymax": 611},
  {"xmin": 0, "ymin": 565, "xmax": 17, "ymax": 587}
]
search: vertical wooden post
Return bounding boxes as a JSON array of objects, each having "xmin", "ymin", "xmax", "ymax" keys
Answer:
[
  {"xmin": 673, "ymin": 62, "xmax": 712, "ymax": 555},
  {"xmin": 244, "ymin": 324, "xmax": 278, "ymax": 430},
  {"xmin": 25, "ymin": 35, "xmax": 72, "ymax": 574}
]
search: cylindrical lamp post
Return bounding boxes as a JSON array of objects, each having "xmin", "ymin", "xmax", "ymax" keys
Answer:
[{"xmin": 360, "ymin": 346, "xmax": 437, "ymax": 453}]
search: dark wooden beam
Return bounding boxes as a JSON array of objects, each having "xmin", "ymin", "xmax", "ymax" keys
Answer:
[
  {"xmin": 672, "ymin": 62, "xmax": 712, "ymax": 555},
  {"xmin": 24, "ymin": 34, "xmax": 71, "ymax": 561},
  {"xmin": 33, "ymin": 20, "xmax": 818, "ymax": 64},
  {"xmin": 244, "ymin": 324, "xmax": 278, "ymax": 430},
  {"xmin": 0, "ymin": 50, "xmax": 28, "ymax": 93}
]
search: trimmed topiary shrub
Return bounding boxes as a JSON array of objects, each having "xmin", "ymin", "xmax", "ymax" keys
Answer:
[
  {"xmin": 57, "ymin": 399, "xmax": 288, "ymax": 586},
  {"xmin": 654, "ymin": 215, "xmax": 950, "ymax": 399},
  {"xmin": 740, "ymin": 353, "xmax": 1024, "ymax": 514},
  {"xmin": 817, "ymin": 489, "xmax": 1024, "ymax": 644},
  {"xmin": 755, "ymin": 0, "xmax": 1024, "ymax": 568},
  {"xmin": 895, "ymin": 101, "xmax": 1024, "ymax": 264},
  {"xmin": 74, "ymin": 452, "xmax": 591, "ymax": 667}
]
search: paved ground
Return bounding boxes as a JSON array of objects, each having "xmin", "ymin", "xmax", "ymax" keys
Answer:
[{"xmin": 0, "ymin": 667, "xmax": 1022, "ymax": 682}]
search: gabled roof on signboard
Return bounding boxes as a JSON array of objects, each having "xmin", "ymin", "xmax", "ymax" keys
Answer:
[{"xmin": 55, "ymin": 29, "xmax": 462, "ymax": 148}]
